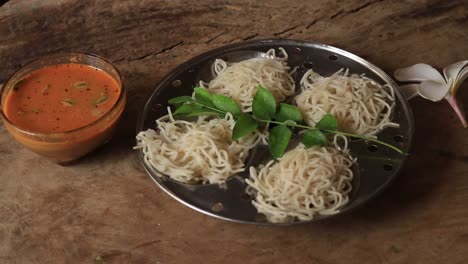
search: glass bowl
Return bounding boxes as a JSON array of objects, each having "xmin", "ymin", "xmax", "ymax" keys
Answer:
[{"xmin": 0, "ymin": 53, "xmax": 126, "ymax": 164}]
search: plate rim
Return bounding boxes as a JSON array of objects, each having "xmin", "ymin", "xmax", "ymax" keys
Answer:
[{"xmin": 136, "ymin": 38, "xmax": 415, "ymax": 225}]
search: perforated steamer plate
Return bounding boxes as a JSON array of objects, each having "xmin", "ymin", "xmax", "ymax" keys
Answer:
[{"xmin": 136, "ymin": 39, "xmax": 414, "ymax": 225}]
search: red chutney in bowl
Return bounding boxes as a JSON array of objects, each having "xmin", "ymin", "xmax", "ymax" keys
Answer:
[
  {"xmin": 0, "ymin": 53, "xmax": 126, "ymax": 164},
  {"xmin": 4, "ymin": 64, "xmax": 120, "ymax": 133}
]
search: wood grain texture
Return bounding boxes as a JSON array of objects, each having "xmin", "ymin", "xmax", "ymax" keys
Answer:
[{"xmin": 0, "ymin": 0, "xmax": 467, "ymax": 263}]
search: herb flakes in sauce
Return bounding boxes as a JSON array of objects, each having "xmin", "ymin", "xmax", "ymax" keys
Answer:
[
  {"xmin": 95, "ymin": 95, "xmax": 108, "ymax": 106},
  {"xmin": 73, "ymin": 81, "xmax": 88, "ymax": 88},
  {"xmin": 41, "ymin": 85, "xmax": 50, "ymax": 95},
  {"xmin": 61, "ymin": 98, "xmax": 75, "ymax": 107}
]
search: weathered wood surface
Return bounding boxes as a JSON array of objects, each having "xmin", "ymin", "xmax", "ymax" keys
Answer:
[{"xmin": 0, "ymin": 0, "xmax": 467, "ymax": 263}]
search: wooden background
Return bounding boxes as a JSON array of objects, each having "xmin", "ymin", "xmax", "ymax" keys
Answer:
[{"xmin": 0, "ymin": 0, "xmax": 467, "ymax": 263}]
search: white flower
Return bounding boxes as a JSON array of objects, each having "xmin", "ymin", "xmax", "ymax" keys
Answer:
[{"xmin": 394, "ymin": 61, "xmax": 468, "ymax": 128}]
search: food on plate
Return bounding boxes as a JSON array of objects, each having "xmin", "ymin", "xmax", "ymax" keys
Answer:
[
  {"xmin": 201, "ymin": 48, "xmax": 295, "ymax": 112},
  {"xmin": 295, "ymin": 69, "xmax": 399, "ymax": 136},
  {"xmin": 135, "ymin": 110, "xmax": 261, "ymax": 185},
  {"xmin": 246, "ymin": 141, "xmax": 354, "ymax": 223},
  {"xmin": 135, "ymin": 47, "xmax": 405, "ymax": 224}
]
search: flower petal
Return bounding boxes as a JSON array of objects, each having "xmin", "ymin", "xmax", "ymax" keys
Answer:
[
  {"xmin": 443, "ymin": 60, "xmax": 468, "ymax": 84},
  {"xmin": 446, "ymin": 96, "xmax": 467, "ymax": 128},
  {"xmin": 399, "ymin": 84, "xmax": 420, "ymax": 100},
  {"xmin": 394, "ymin": 63, "xmax": 446, "ymax": 83},
  {"xmin": 451, "ymin": 65, "xmax": 468, "ymax": 94},
  {"xmin": 417, "ymin": 80, "xmax": 450, "ymax": 102}
]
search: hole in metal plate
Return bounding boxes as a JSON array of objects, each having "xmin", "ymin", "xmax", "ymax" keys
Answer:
[
  {"xmin": 383, "ymin": 164, "xmax": 393, "ymax": 171},
  {"xmin": 240, "ymin": 193, "xmax": 251, "ymax": 201},
  {"xmin": 304, "ymin": 62, "xmax": 314, "ymax": 69},
  {"xmin": 329, "ymin": 54, "xmax": 338, "ymax": 61},
  {"xmin": 171, "ymin": 79, "xmax": 182, "ymax": 87},
  {"xmin": 393, "ymin": 135, "xmax": 404, "ymax": 143},
  {"xmin": 211, "ymin": 203, "xmax": 224, "ymax": 212},
  {"xmin": 150, "ymin": 104, "xmax": 164, "ymax": 115},
  {"xmin": 368, "ymin": 145, "xmax": 378, "ymax": 152}
]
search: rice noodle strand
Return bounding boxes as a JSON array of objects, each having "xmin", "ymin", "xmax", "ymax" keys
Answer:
[
  {"xmin": 135, "ymin": 109, "xmax": 261, "ymax": 184},
  {"xmin": 246, "ymin": 138, "xmax": 354, "ymax": 223},
  {"xmin": 203, "ymin": 48, "xmax": 295, "ymax": 112},
  {"xmin": 295, "ymin": 69, "xmax": 399, "ymax": 137}
]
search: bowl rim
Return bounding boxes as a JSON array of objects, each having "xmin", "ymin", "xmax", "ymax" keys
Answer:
[{"xmin": 0, "ymin": 52, "xmax": 126, "ymax": 137}]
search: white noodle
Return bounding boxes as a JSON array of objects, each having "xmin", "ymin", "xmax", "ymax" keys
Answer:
[
  {"xmin": 246, "ymin": 138, "xmax": 354, "ymax": 223},
  {"xmin": 202, "ymin": 48, "xmax": 295, "ymax": 112},
  {"xmin": 135, "ymin": 109, "xmax": 262, "ymax": 184},
  {"xmin": 295, "ymin": 69, "xmax": 399, "ymax": 137}
]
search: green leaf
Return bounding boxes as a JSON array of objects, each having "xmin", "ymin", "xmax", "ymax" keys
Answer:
[
  {"xmin": 232, "ymin": 114, "xmax": 258, "ymax": 140},
  {"xmin": 168, "ymin": 96, "xmax": 193, "ymax": 105},
  {"xmin": 316, "ymin": 114, "xmax": 338, "ymax": 132},
  {"xmin": 252, "ymin": 85, "xmax": 276, "ymax": 120},
  {"xmin": 302, "ymin": 129, "xmax": 327, "ymax": 147},
  {"xmin": 194, "ymin": 87, "xmax": 215, "ymax": 107},
  {"xmin": 173, "ymin": 103, "xmax": 202, "ymax": 116},
  {"xmin": 275, "ymin": 103, "xmax": 303, "ymax": 123},
  {"xmin": 268, "ymin": 125, "xmax": 292, "ymax": 158},
  {"xmin": 212, "ymin": 94, "xmax": 241, "ymax": 115}
]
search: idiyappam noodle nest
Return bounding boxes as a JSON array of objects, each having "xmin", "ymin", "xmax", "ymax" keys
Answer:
[
  {"xmin": 135, "ymin": 109, "xmax": 262, "ymax": 185},
  {"xmin": 201, "ymin": 48, "xmax": 295, "ymax": 112},
  {"xmin": 295, "ymin": 69, "xmax": 399, "ymax": 137},
  {"xmin": 246, "ymin": 138, "xmax": 354, "ymax": 223}
]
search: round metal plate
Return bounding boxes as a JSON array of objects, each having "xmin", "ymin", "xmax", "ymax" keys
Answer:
[{"xmin": 136, "ymin": 39, "xmax": 414, "ymax": 225}]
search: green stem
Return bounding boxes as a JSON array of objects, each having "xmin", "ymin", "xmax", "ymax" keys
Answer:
[
  {"xmin": 182, "ymin": 100, "xmax": 405, "ymax": 154},
  {"xmin": 326, "ymin": 129, "xmax": 404, "ymax": 154},
  {"xmin": 192, "ymin": 101, "xmax": 227, "ymax": 115},
  {"xmin": 256, "ymin": 118, "xmax": 404, "ymax": 154}
]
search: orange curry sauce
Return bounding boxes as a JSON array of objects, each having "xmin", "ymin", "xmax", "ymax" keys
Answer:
[{"xmin": 4, "ymin": 64, "xmax": 120, "ymax": 133}]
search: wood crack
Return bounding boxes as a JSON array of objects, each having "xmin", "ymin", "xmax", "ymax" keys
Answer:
[
  {"xmin": 95, "ymin": 250, "xmax": 131, "ymax": 262},
  {"xmin": 273, "ymin": 25, "xmax": 299, "ymax": 36},
  {"xmin": 132, "ymin": 239, "xmax": 162, "ymax": 250},
  {"xmin": 330, "ymin": 0, "xmax": 383, "ymax": 19},
  {"xmin": 306, "ymin": 20, "xmax": 319, "ymax": 29},
  {"xmin": 330, "ymin": 11, "xmax": 342, "ymax": 19},
  {"xmin": 348, "ymin": 1, "xmax": 379, "ymax": 14},
  {"xmin": 205, "ymin": 32, "xmax": 227, "ymax": 44},
  {"xmin": 94, "ymin": 240, "xmax": 162, "ymax": 262},
  {"xmin": 400, "ymin": 1, "xmax": 462, "ymax": 19},
  {"xmin": 243, "ymin": 33, "xmax": 259, "ymax": 41},
  {"xmin": 114, "ymin": 41, "xmax": 183, "ymax": 63}
]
